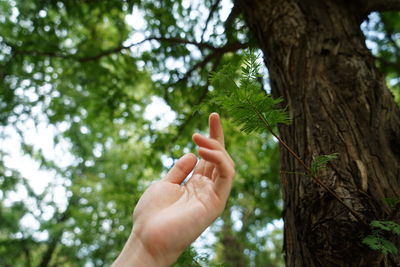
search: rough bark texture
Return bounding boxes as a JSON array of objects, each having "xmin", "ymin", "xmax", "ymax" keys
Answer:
[{"xmin": 239, "ymin": 0, "xmax": 400, "ymax": 266}]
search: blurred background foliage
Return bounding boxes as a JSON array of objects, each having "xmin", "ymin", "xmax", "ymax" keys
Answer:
[{"xmin": 0, "ymin": 0, "xmax": 398, "ymax": 266}]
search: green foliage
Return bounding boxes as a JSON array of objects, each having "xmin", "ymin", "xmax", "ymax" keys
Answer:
[
  {"xmin": 363, "ymin": 220, "xmax": 400, "ymax": 255},
  {"xmin": 370, "ymin": 220, "xmax": 400, "ymax": 235},
  {"xmin": 0, "ymin": 1, "xmax": 284, "ymax": 265},
  {"xmin": 363, "ymin": 12, "xmax": 400, "ymax": 105},
  {"xmin": 362, "ymin": 234, "xmax": 398, "ymax": 255},
  {"xmin": 210, "ymin": 51, "xmax": 290, "ymax": 134},
  {"xmin": 172, "ymin": 246, "xmax": 212, "ymax": 267},
  {"xmin": 310, "ymin": 153, "xmax": 339, "ymax": 176},
  {"xmin": 383, "ymin": 197, "xmax": 400, "ymax": 209}
]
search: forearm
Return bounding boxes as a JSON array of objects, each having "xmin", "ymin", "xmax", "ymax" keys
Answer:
[{"xmin": 112, "ymin": 231, "xmax": 171, "ymax": 267}]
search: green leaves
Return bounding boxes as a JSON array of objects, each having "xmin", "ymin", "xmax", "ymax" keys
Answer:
[
  {"xmin": 362, "ymin": 234, "xmax": 398, "ymax": 255},
  {"xmin": 383, "ymin": 197, "xmax": 400, "ymax": 209},
  {"xmin": 0, "ymin": 3, "xmax": 286, "ymax": 265},
  {"xmin": 310, "ymin": 153, "xmax": 339, "ymax": 176},
  {"xmin": 370, "ymin": 220, "xmax": 400, "ymax": 235},
  {"xmin": 210, "ymin": 51, "xmax": 290, "ymax": 134},
  {"xmin": 363, "ymin": 220, "xmax": 400, "ymax": 255},
  {"xmin": 363, "ymin": 12, "xmax": 400, "ymax": 106}
]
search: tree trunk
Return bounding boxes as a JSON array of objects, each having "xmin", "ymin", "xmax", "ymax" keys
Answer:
[
  {"xmin": 219, "ymin": 209, "xmax": 248, "ymax": 267},
  {"xmin": 239, "ymin": 0, "xmax": 400, "ymax": 266}
]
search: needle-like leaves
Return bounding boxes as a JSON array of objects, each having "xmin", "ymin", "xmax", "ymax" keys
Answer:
[{"xmin": 210, "ymin": 51, "xmax": 290, "ymax": 134}]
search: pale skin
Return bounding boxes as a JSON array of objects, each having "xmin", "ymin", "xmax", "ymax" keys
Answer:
[{"xmin": 112, "ymin": 113, "xmax": 235, "ymax": 267}]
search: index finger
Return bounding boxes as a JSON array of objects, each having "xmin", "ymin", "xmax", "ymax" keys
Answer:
[{"xmin": 209, "ymin": 112, "xmax": 224, "ymax": 146}]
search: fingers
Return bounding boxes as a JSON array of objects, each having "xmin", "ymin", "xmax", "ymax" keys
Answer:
[
  {"xmin": 193, "ymin": 159, "xmax": 206, "ymax": 174},
  {"xmin": 198, "ymin": 148, "xmax": 234, "ymax": 179},
  {"xmin": 163, "ymin": 153, "xmax": 197, "ymax": 184},
  {"xmin": 209, "ymin": 113, "xmax": 224, "ymax": 146},
  {"xmin": 192, "ymin": 113, "xmax": 235, "ymax": 199},
  {"xmin": 193, "ymin": 157, "xmax": 214, "ymax": 178},
  {"xmin": 193, "ymin": 133, "xmax": 221, "ymax": 150},
  {"xmin": 196, "ymin": 113, "xmax": 227, "ymax": 179},
  {"xmin": 192, "ymin": 134, "xmax": 234, "ymax": 167},
  {"xmin": 203, "ymin": 162, "xmax": 215, "ymax": 179},
  {"xmin": 198, "ymin": 147, "xmax": 235, "ymax": 199},
  {"xmin": 192, "ymin": 134, "xmax": 219, "ymax": 177}
]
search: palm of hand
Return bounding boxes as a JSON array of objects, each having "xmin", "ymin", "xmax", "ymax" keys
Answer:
[
  {"xmin": 133, "ymin": 171, "xmax": 221, "ymax": 256},
  {"xmin": 131, "ymin": 113, "xmax": 235, "ymax": 263}
]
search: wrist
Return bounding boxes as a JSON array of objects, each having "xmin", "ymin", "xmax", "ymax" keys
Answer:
[{"xmin": 112, "ymin": 231, "xmax": 171, "ymax": 267}]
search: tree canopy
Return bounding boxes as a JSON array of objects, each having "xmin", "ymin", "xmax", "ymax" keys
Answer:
[{"xmin": 0, "ymin": 0, "xmax": 399, "ymax": 266}]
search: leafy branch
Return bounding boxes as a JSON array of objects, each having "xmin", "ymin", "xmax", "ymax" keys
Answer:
[
  {"xmin": 209, "ymin": 51, "xmax": 367, "ymax": 225},
  {"xmin": 7, "ymin": 36, "xmax": 247, "ymax": 63}
]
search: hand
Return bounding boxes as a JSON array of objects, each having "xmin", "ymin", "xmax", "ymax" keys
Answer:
[{"xmin": 112, "ymin": 113, "xmax": 235, "ymax": 266}]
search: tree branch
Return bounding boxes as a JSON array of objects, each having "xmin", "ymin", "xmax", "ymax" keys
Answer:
[
  {"xmin": 374, "ymin": 55, "xmax": 400, "ymax": 70},
  {"xmin": 38, "ymin": 214, "xmax": 67, "ymax": 267},
  {"xmin": 200, "ymin": 0, "xmax": 222, "ymax": 42},
  {"xmin": 161, "ymin": 41, "xmax": 247, "ymax": 141},
  {"xmin": 365, "ymin": 0, "xmax": 400, "ymax": 12},
  {"xmin": 169, "ymin": 55, "xmax": 223, "ymax": 146},
  {"xmin": 372, "ymin": 27, "xmax": 400, "ymax": 69},
  {"xmin": 38, "ymin": 196, "xmax": 77, "ymax": 267},
  {"xmin": 385, "ymin": 29, "xmax": 400, "ymax": 55},
  {"xmin": 223, "ymin": 2, "xmax": 241, "ymax": 42},
  {"xmin": 169, "ymin": 41, "xmax": 249, "ymax": 86},
  {"xmin": 7, "ymin": 36, "xmax": 217, "ymax": 62}
]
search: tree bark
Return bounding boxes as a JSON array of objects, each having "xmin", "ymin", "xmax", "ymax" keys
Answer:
[{"xmin": 239, "ymin": 0, "xmax": 400, "ymax": 266}]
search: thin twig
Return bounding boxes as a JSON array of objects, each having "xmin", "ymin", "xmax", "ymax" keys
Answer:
[
  {"xmin": 167, "ymin": 41, "xmax": 249, "ymax": 86},
  {"xmin": 223, "ymin": 3, "xmax": 240, "ymax": 42},
  {"xmin": 200, "ymin": 0, "xmax": 222, "ymax": 42},
  {"xmin": 169, "ymin": 55, "xmax": 223, "ymax": 146}
]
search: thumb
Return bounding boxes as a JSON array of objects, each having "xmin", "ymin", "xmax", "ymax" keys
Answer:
[{"xmin": 163, "ymin": 153, "xmax": 197, "ymax": 184}]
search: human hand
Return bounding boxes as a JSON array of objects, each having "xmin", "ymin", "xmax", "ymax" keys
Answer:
[{"xmin": 112, "ymin": 113, "xmax": 235, "ymax": 266}]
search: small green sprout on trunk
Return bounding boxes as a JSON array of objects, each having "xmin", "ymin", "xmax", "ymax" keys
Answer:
[{"xmin": 310, "ymin": 153, "xmax": 339, "ymax": 176}]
